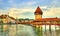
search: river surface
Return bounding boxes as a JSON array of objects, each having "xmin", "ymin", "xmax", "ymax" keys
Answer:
[
  {"xmin": 0, "ymin": 24, "xmax": 36, "ymax": 36},
  {"xmin": 0, "ymin": 24, "xmax": 60, "ymax": 36}
]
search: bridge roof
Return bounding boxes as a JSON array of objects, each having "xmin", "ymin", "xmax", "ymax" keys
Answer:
[{"xmin": 33, "ymin": 18, "xmax": 60, "ymax": 22}]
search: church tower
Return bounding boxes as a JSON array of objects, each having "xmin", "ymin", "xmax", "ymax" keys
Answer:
[{"xmin": 34, "ymin": 6, "xmax": 43, "ymax": 20}]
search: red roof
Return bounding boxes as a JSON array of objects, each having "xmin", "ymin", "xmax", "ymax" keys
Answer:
[
  {"xmin": 0, "ymin": 15, "xmax": 7, "ymax": 18},
  {"xmin": 33, "ymin": 18, "xmax": 60, "ymax": 22},
  {"xmin": 9, "ymin": 16, "xmax": 16, "ymax": 20},
  {"xmin": 0, "ymin": 14, "xmax": 16, "ymax": 20},
  {"xmin": 35, "ymin": 6, "xmax": 42, "ymax": 13}
]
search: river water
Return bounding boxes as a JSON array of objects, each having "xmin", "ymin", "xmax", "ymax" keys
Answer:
[
  {"xmin": 0, "ymin": 24, "xmax": 60, "ymax": 36},
  {"xmin": 0, "ymin": 24, "xmax": 36, "ymax": 36}
]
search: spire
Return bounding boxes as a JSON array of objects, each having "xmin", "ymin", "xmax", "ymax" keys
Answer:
[{"xmin": 35, "ymin": 6, "xmax": 43, "ymax": 15}]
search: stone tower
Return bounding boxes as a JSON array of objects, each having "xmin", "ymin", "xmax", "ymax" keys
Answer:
[{"xmin": 34, "ymin": 6, "xmax": 43, "ymax": 20}]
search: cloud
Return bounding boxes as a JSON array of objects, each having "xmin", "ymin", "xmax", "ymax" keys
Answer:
[
  {"xmin": 8, "ymin": 0, "xmax": 38, "ymax": 8},
  {"xmin": 0, "ymin": 9, "xmax": 8, "ymax": 15},
  {"xmin": 8, "ymin": 6, "xmax": 48, "ymax": 19},
  {"xmin": 22, "ymin": 1, "xmax": 38, "ymax": 6},
  {"xmin": 8, "ymin": 8, "xmax": 35, "ymax": 19},
  {"xmin": 49, "ymin": 0, "xmax": 60, "ymax": 7},
  {"xmin": 19, "ymin": 1, "xmax": 38, "ymax": 8},
  {"xmin": 42, "ymin": 0, "xmax": 60, "ymax": 18},
  {"xmin": 43, "ymin": 7, "xmax": 60, "ymax": 18},
  {"xmin": 41, "ymin": 6, "xmax": 47, "ymax": 9},
  {"xmin": 0, "ymin": 5, "xmax": 60, "ymax": 19}
]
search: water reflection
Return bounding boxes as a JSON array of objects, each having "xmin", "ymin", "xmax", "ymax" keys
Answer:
[
  {"xmin": 0, "ymin": 24, "xmax": 60, "ymax": 36},
  {"xmin": 0, "ymin": 24, "xmax": 36, "ymax": 36}
]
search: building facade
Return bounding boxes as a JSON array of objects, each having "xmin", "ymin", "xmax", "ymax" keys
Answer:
[{"xmin": 0, "ymin": 15, "xmax": 16, "ymax": 23}]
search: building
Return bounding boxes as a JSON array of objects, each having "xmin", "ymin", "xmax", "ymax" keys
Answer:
[
  {"xmin": 34, "ymin": 6, "xmax": 43, "ymax": 20},
  {"xmin": 33, "ymin": 6, "xmax": 60, "ymax": 25},
  {"xmin": 32, "ymin": 6, "xmax": 60, "ymax": 32},
  {"xmin": 0, "ymin": 15, "xmax": 16, "ymax": 23},
  {"xmin": 32, "ymin": 6, "xmax": 60, "ymax": 36}
]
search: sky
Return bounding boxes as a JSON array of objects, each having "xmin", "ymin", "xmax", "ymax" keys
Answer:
[{"xmin": 0, "ymin": 0, "xmax": 60, "ymax": 19}]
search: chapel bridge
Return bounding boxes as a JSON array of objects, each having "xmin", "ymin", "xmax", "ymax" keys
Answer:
[
  {"xmin": 6, "ymin": 6, "xmax": 60, "ymax": 26},
  {"xmin": 1, "ymin": 21, "xmax": 60, "ymax": 26},
  {"xmin": 15, "ymin": 20, "xmax": 60, "ymax": 26}
]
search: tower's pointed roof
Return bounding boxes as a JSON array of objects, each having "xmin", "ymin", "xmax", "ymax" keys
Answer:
[{"xmin": 35, "ymin": 6, "xmax": 42, "ymax": 13}]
